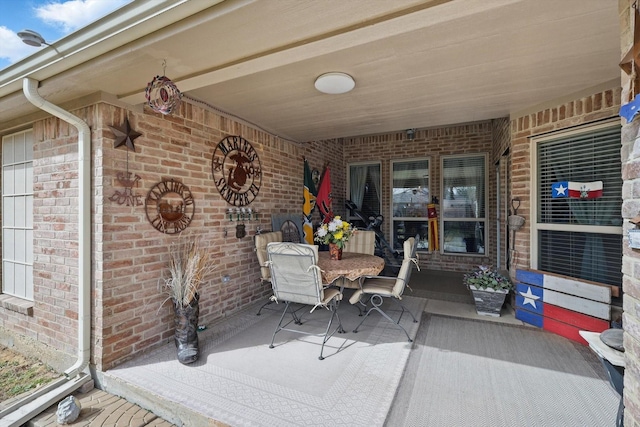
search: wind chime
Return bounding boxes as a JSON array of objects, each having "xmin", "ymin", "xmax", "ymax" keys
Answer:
[
  {"xmin": 108, "ymin": 116, "xmax": 143, "ymax": 206},
  {"xmin": 145, "ymin": 60, "xmax": 182, "ymax": 115}
]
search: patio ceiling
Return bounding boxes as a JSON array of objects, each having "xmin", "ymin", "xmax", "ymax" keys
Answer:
[{"xmin": 0, "ymin": 0, "xmax": 621, "ymax": 142}]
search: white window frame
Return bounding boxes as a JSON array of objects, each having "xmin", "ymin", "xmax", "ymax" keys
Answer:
[
  {"xmin": 2, "ymin": 129, "xmax": 34, "ymax": 300},
  {"xmin": 440, "ymin": 153, "xmax": 489, "ymax": 256},
  {"xmin": 530, "ymin": 118, "xmax": 622, "ymax": 269}
]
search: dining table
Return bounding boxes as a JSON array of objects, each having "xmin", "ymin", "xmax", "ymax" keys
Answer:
[{"xmin": 317, "ymin": 251, "xmax": 385, "ymax": 289}]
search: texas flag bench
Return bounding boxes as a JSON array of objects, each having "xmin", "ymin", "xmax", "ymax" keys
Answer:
[{"xmin": 514, "ymin": 269, "xmax": 615, "ymax": 345}]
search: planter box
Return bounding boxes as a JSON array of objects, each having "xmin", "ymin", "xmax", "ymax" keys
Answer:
[{"xmin": 468, "ymin": 285, "xmax": 508, "ymax": 317}]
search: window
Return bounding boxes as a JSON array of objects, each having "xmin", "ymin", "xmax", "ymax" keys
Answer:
[
  {"xmin": 2, "ymin": 130, "xmax": 34, "ymax": 300},
  {"xmin": 533, "ymin": 122, "xmax": 622, "ymax": 292},
  {"xmin": 441, "ymin": 154, "xmax": 487, "ymax": 255},
  {"xmin": 391, "ymin": 158, "xmax": 430, "ymax": 251},
  {"xmin": 347, "ymin": 162, "xmax": 381, "ymax": 227}
]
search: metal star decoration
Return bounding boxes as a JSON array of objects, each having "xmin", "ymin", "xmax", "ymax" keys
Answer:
[{"xmin": 109, "ymin": 117, "xmax": 141, "ymax": 151}]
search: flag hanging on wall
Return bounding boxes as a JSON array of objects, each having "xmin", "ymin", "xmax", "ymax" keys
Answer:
[
  {"xmin": 551, "ymin": 181, "xmax": 603, "ymax": 199},
  {"xmin": 302, "ymin": 159, "xmax": 317, "ymax": 244},
  {"xmin": 427, "ymin": 203, "xmax": 439, "ymax": 251},
  {"xmin": 316, "ymin": 165, "xmax": 334, "ymax": 223}
]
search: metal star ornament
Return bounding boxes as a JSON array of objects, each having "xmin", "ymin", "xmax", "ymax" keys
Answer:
[{"xmin": 109, "ymin": 117, "xmax": 141, "ymax": 151}]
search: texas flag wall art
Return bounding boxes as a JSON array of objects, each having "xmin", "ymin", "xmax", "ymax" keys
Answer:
[
  {"xmin": 551, "ymin": 181, "xmax": 603, "ymax": 199},
  {"xmin": 514, "ymin": 269, "xmax": 611, "ymax": 345}
]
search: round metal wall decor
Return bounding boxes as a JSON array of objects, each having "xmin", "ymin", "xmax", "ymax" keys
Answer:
[
  {"xmin": 145, "ymin": 179, "xmax": 195, "ymax": 234},
  {"xmin": 211, "ymin": 135, "xmax": 262, "ymax": 206}
]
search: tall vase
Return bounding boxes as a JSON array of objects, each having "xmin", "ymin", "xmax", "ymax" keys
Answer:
[
  {"xmin": 173, "ymin": 293, "xmax": 200, "ymax": 364},
  {"xmin": 329, "ymin": 243, "xmax": 343, "ymax": 260}
]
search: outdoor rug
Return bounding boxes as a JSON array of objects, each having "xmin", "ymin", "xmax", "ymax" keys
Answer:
[
  {"xmin": 408, "ymin": 269, "xmax": 474, "ymax": 304},
  {"xmin": 107, "ymin": 295, "xmax": 426, "ymax": 427},
  {"xmin": 386, "ymin": 314, "xmax": 620, "ymax": 427}
]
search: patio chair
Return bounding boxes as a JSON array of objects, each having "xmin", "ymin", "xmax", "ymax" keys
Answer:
[
  {"xmin": 343, "ymin": 230, "xmax": 376, "ymax": 255},
  {"xmin": 254, "ymin": 231, "xmax": 283, "ymax": 315},
  {"xmin": 349, "ymin": 236, "xmax": 420, "ymax": 342},
  {"xmin": 266, "ymin": 242, "xmax": 344, "ymax": 360}
]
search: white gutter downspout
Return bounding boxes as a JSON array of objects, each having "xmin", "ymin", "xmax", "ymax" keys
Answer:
[
  {"xmin": 0, "ymin": 78, "xmax": 92, "ymax": 427},
  {"xmin": 23, "ymin": 77, "xmax": 91, "ymax": 378}
]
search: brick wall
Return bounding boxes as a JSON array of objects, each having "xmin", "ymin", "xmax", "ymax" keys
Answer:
[
  {"xmin": 622, "ymin": 118, "xmax": 640, "ymax": 426},
  {"xmin": 492, "ymin": 117, "xmax": 511, "ymax": 270},
  {"xmin": 343, "ymin": 121, "xmax": 500, "ymax": 273},
  {"xmin": 94, "ymin": 101, "xmax": 344, "ymax": 369},
  {"xmin": 0, "ymin": 98, "xmax": 345, "ymax": 370},
  {"xmin": 621, "ymin": 1, "xmax": 640, "ymax": 424}
]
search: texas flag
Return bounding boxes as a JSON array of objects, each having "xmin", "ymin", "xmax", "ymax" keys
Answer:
[
  {"xmin": 514, "ymin": 270, "xmax": 610, "ymax": 344},
  {"xmin": 551, "ymin": 181, "xmax": 603, "ymax": 199}
]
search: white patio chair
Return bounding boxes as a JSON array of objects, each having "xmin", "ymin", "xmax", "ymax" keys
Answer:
[
  {"xmin": 349, "ymin": 236, "xmax": 420, "ymax": 342},
  {"xmin": 266, "ymin": 242, "xmax": 343, "ymax": 360},
  {"xmin": 254, "ymin": 231, "xmax": 282, "ymax": 315}
]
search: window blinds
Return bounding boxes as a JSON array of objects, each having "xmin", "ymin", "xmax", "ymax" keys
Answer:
[{"xmin": 536, "ymin": 125, "xmax": 622, "ymax": 288}]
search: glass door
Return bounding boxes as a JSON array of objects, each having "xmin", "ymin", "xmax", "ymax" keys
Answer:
[{"xmin": 391, "ymin": 158, "xmax": 430, "ymax": 251}]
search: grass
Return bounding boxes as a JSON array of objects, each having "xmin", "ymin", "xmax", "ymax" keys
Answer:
[{"xmin": 0, "ymin": 345, "xmax": 61, "ymax": 402}]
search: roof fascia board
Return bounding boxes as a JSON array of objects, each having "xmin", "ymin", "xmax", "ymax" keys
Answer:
[{"xmin": 0, "ymin": 0, "xmax": 225, "ymax": 99}]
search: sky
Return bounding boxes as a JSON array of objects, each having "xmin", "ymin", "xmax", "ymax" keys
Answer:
[{"xmin": 0, "ymin": 0, "xmax": 132, "ymax": 70}]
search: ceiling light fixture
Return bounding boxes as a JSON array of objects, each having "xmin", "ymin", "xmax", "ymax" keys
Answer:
[
  {"xmin": 17, "ymin": 29, "xmax": 50, "ymax": 47},
  {"xmin": 314, "ymin": 72, "xmax": 355, "ymax": 94}
]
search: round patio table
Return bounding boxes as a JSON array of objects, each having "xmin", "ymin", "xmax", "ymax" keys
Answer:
[{"xmin": 318, "ymin": 251, "xmax": 385, "ymax": 289}]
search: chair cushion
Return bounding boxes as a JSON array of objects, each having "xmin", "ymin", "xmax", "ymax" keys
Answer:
[
  {"xmin": 322, "ymin": 287, "xmax": 343, "ymax": 305},
  {"xmin": 349, "ymin": 276, "xmax": 396, "ymax": 304},
  {"xmin": 344, "ymin": 230, "xmax": 376, "ymax": 255},
  {"xmin": 255, "ymin": 231, "xmax": 283, "ymax": 281}
]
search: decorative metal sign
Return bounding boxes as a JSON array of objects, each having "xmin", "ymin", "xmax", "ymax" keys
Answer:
[
  {"xmin": 145, "ymin": 179, "xmax": 195, "ymax": 234},
  {"xmin": 109, "ymin": 172, "xmax": 143, "ymax": 206},
  {"xmin": 109, "ymin": 116, "xmax": 143, "ymax": 204},
  {"xmin": 212, "ymin": 135, "xmax": 262, "ymax": 206},
  {"xmin": 109, "ymin": 117, "xmax": 141, "ymax": 151}
]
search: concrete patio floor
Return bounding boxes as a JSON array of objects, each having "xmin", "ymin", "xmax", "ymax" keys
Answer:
[
  {"xmin": 20, "ymin": 271, "xmax": 618, "ymax": 427},
  {"xmin": 23, "ymin": 299, "xmax": 533, "ymax": 427}
]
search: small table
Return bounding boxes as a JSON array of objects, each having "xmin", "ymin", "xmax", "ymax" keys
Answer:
[{"xmin": 318, "ymin": 252, "xmax": 385, "ymax": 289}]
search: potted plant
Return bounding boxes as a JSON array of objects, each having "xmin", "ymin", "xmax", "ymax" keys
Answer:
[
  {"xmin": 463, "ymin": 265, "xmax": 513, "ymax": 317},
  {"xmin": 161, "ymin": 237, "xmax": 214, "ymax": 364},
  {"xmin": 314, "ymin": 216, "xmax": 354, "ymax": 260}
]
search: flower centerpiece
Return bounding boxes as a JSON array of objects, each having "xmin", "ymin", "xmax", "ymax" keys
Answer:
[
  {"xmin": 314, "ymin": 216, "xmax": 354, "ymax": 260},
  {"xmin": 463, "ymin": 265, "xmax": 513, "ymax": 317}
]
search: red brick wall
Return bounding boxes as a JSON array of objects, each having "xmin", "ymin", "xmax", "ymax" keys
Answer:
[
  {"xmin": 343, "ymin": 121, "xmax": 499, "ymax": 273},
  {"xmin": 621, "ymin": 2, "xmax": 640, "ymax": 424},
  {"xmin": 492, "ymin": 118, "xmax": 511, "ymax": 270},
  {"xmin": 94, "ymin": 101, "xmax": 344, "ymax": 369},
  {"xmin": 0, "ymin": 99, "xmax": 345, "ymax": 370}
]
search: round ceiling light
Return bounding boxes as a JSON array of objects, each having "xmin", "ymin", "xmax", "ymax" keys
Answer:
[{"xmin": 314, "ymin": 72, "xmax": 355, "ymax": 94}]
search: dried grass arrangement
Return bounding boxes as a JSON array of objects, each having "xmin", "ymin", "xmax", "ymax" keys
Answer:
[{"xmin": 161, "ymin": 237, "xmax": 214, "ymax": 308}]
